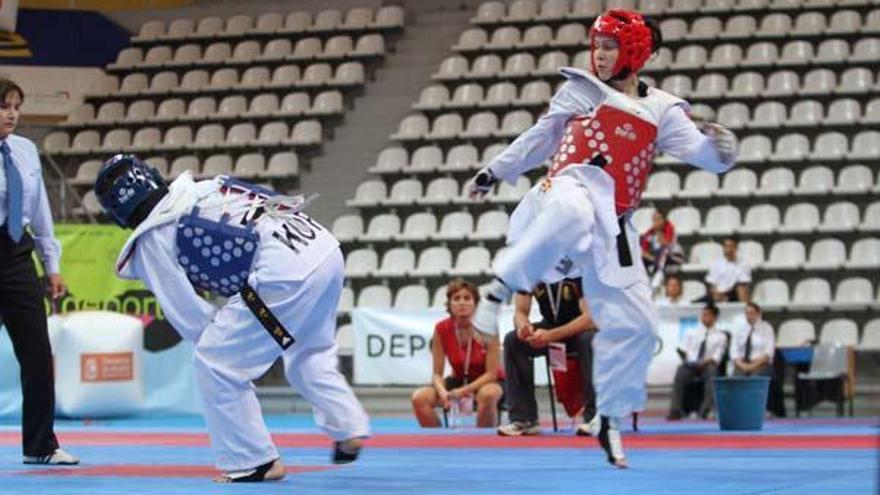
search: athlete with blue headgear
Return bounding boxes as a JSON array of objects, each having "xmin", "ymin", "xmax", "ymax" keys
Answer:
[{"xmin": 94, "ymin": 155, "xmax": 369, "ymax": 483}]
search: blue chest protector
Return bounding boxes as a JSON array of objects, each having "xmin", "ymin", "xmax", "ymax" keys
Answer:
[{"xmin": 175, "ymin": 178, "xmax": 273, "ymax": 298}]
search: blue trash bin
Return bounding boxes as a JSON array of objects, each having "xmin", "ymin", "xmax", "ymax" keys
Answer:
[{"xmin": 713, "ymin": 376, "xmax": 771, "ymax": 431}]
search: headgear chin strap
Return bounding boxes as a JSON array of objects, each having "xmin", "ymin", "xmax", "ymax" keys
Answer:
[
  {"xmin": 590, "ymin": 9, "xmax": 654, "ymax": 81},
  {"xmin": 94, "ymin": 154, "xmax": 167, "ymax": 228}
]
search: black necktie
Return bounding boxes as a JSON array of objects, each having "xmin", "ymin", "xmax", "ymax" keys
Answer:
[
  {"xmin": 744, "ymin": 327, "xmax": 754, "ymax": 363},
  {"xmin": 697, "ymin": 334, "xmax": 707, "ymax": 360}
]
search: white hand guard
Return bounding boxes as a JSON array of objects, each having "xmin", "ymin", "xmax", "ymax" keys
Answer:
[
  {"xmin": 465, "ymin": 167, "xmax": 499, "ymax": 200},
  {"xmin": 707, "ymin": 123, "xmax": 738, "ymax": 167}
]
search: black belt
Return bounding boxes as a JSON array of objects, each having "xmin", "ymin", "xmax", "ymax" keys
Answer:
[{"xmin": 241, "ymin": 282, "xmax": 295, "ymax": 350}]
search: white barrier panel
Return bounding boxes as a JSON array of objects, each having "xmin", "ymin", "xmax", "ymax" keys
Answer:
[
  {"xmin": 353, "ymin": 304, "xmax": 746, "ymax": 386},
  {"xmin": 354, "ymin": 303, "xmax": 557, "ymax": 386},
  {"xmin": 53, "ymin": 311, "xmax": 145, "ymax": 417},
  {"xmin": 648, "ymin": 304, "xmax": 746, "ymax": 385}
]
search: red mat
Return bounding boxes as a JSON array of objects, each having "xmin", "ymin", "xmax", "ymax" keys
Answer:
[
  {"xmin": 19, "ymin": 464, "xmax": 335, "ymax": 478},
  {"xmin": 1, "ymin": 432, "xmax": 876, "ymax": 450}
]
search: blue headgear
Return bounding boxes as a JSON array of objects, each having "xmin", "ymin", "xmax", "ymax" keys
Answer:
[{"xmin": 95, "ymin": 154, "xmax": 166, "ymax": 228}]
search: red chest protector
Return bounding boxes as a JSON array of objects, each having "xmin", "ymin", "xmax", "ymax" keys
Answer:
[{"xmin": 548, "ymin": 104, "xmax": 658, "ymax": 215}]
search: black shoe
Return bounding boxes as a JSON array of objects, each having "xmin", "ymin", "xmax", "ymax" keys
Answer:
[{"xmin": 333, "ymin": 440, "xmax": 361, "ymax": 464}]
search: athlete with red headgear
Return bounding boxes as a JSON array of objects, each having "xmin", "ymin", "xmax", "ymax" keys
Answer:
[{"xmin": 465, "ymin": 9, "xmax": 738, "ymax": 468}]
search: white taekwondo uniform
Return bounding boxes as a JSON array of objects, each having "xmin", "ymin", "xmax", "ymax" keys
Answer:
[
  {"xmin": 488, "ymin": 68, "xmax": 734, "ymax": 419},
  {"xmin": 114, "ymin": 172, "xmax": 369, "ymax": 471}
]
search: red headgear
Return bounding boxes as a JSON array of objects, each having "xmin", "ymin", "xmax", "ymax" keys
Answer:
[{"xmin": 590, "ymin": 9, "xmax": 654, "ymax": 80}]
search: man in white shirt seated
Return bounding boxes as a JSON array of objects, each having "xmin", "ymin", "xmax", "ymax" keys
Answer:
[
  {"xmin": 731, "ymin": 302, "xmax": 775, "ymax": 377},
  {"xmin": 703, "ymin": 236, "xmax": 751, "ymax": 303},
  {"xmin": 667, "ymin": 304, "xmax": 729, "ymax": 420},
  {"xmin": 655, "ymin": 274, "xmax": 684, "ymax": 306}
]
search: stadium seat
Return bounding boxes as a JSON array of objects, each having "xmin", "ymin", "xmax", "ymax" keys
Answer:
[
  {"xmin": 848, "ymin": 131, "xmax": 880, "ymax": 160},
  {"xmin": 740, "ymin": 204, "xmax": 780, "ymax": 234},
  {"xmin": 809, "ymin": 132, "xmax": 849, "ymax": 162},
  {"xmin": 818, "ymin": 201, "xmax": 860, "ymax": 233},
  {"xmin": 412, "ymin": 246, "xmax": 453, "ymax": 277},
  {"xmin": 700, "ymin": 205, "xmax": 741, "ymax": 235},
  {"xmin": 375, "ymin": 248, "xmax": 416, "ymax": 277},
  {"xmin": 361, "ymin": 213, "xmax": 401, "ymax": 242},
  {"xmin": 667, "ymin": 206, "xmax": 701, "ymax": 235},
  {"xmin": 483, "ymin": 82, "xmax": 517, "ymax": 107},
  {"xmin": 471, "ymin": 210, "xmax": 509, "ymax": 241},
  {"xmin": 753, "ymin": 279, "xmax": 790, "ymax": 309},
  {"xmin": 796, "ymin": 166, "xmax": 835, "ymax": 194},
  {"xmin": 261, "ymin": 151, "xmax": 298, "ymax": 178},
  {"xmin": 858, "ymin": 202, "xmax": 880, "ymax": 232},
  {"xmin": 755, "ymin": 167, "xmax": 795, "ymax": 197},
  {"xmin": 358, "ymin": 285, "xmax": 392, "ymax": 308},
  {"xmin": 777, "ymin": 319, "xmax": 816, "ymax": 347},
  {"xmin": 823, "ymin": 98, "xmax": 860, "ymax": 125},
  {"xmin": 790, "ymin": 278, "xmax": 832, "ymax": 311},
  {"xmin": 779, "ymin": 203, "xmax": 820, "ymax": 234},
  {"xmin": 398, "ymin": 212, "xmax": 438, "ymax": 241},
  {"xmin": 845, "ymin": 238, "xmax": 880, "ymax": 268},
  {"xmin": 859, "ymin": 319, "xmax": 880, "ymax": 350},
  {"xmin": 642, "ymin": 170, "xmax": 680, "ymax": 200},
  {"xmin": 345, "ymin": 249, "xmax": 378, "ymax": 278},
  {"xmin": 395, "ymin": 285, "xmax": 430, "ymax": 310},
  {"xmin": 382, "ymin": 179, "xmax": 423, "ymax": 206},
  {"xmin": 347, "ymin": 180, "xmax": 386, "ymax": 207},
  {"xmin": 718, "ymin": 169, "xmax": 756, "ymax": 197},
  {"xmin": 168, "ymin": 155, "xmax": 199, "ymax": 178},
  {"xmin": 679, "ymin": 170, "xmax": 719, "ymax": 199},
  {"xmin": 833, "ymin": 277, "xmax": 874, "ymax": 309},
  {"xmin": 419, "ymin": 177, "xmax": 460, "ymax": 205},
  {"xmin": 764, "ymin": 70, "xmax": 799, "ymax": 97},
  {"xmin": 804, "ymin": 238, "xmax": 846, "ymax": 270},
  {"xmin": 450, "ymin": 246, "xmax": 492, "ymax": 277},
  {"xmin": 684, "ymin": 241, "xmax": 722, "ymax": 271},
  {"xmin": 800, "ymin": 68, "xmax": 836, "ymax": 96},
  {"xmin": 199, "ymin": 154, "xmax": 233, "ymax": 179},
  {"xmin": 434, "ymin": 211, "xmax": 474, "ymax": 240},
  {"xmin": 764, "ymin": 240, "xmax": 806, "ymax": 270},
  {"xmin": 819, "ymin": 319, "xmax": 858, "ymax": 346},
  {"xmin": 737, "ymin": 240, "xmax": 765, "ymax": 268},
  {"xmin": 749, "ymin": 101, "xmax": 786, "ymax": 129}
]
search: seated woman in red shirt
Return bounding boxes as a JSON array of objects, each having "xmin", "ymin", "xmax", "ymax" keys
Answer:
[{"xmin": 411, "ymin": 278, "xmax": 504, "ymax": 427}]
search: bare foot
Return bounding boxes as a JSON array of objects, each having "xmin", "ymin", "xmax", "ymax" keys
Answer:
[{"xmin": 611, "ymin": 457, "xmax": 629, "ymax": 469}]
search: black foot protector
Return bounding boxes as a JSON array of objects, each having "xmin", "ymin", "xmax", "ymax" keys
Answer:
[
  {"xmin": 222, "ymin": 459, "xmax": 279, "ymax": 482},
  {"xmin": 596, "ymin": 416, "xmax": 628, "ymax": 469},
  {"xmin": 333, "ymin": 441, "xmax": 361, "ymax": 464}
]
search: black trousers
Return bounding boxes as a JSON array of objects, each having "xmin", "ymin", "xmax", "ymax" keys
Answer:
[
  {"xmin": 0, "ymin": 230, "xmax": 59, "ymax": 456},
  {"xmin": 504, "ymin": 327, "xmax": 595, "ymax": 423}
]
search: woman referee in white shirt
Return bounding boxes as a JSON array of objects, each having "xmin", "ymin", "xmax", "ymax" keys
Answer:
[{"xmin": 0, "ymin": 78, "xmax": 78, "ymax": 465}]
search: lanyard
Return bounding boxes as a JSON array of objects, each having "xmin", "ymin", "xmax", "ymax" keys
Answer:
[
  {"xmin": 546, "ymin": 281, "xmax": 565, "ymax": 323},
  {"xmin": 455, "ymin": 323, "xmax": 474, "ymax": 385}
]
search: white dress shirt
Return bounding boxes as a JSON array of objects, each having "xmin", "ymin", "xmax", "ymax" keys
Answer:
[
  {"xmin": 679, "ymin": 324, "xmax": 727, "ymax": 365},
  {"xmin": 730, "ymin": 319, "xmax": 775, "ymax": 364},
  {"xmin": 0, "ymin": 134, "xmax": 62, "ymax": 273},
  {"xmin": 705, "ymin": 257, "xmax": 751, "ymax": 293}
]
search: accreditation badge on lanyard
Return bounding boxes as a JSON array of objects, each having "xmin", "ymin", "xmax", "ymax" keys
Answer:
[{"xmin": 546, "ymin": 282, "xmax": 568, "ymax": 371}]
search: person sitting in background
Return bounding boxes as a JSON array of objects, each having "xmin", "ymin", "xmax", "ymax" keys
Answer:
[
  {"xmin": 640, "ymin": 210, "xmax": 684, "ymax": 284},
  {"xmin": 703, "ymin": 236, "xmax": 751, "ymax": 303},
  {"xmin": 497, "ymin": 277, "xmax": 597, "ymax": 436},
  {"xmin": 731, "ymin": 302, "xmax": 774, "ymax": 377},
  {"xmin": 667, "ymin": 304, "xmax": 728, "ymax": 420},
  {"xmin": 411, "ymin": 278, "xmax": 504, "ymax": 427},
  {"xmin": 656, "ymin": 274, "xmax": 685, "ymax": 306}
]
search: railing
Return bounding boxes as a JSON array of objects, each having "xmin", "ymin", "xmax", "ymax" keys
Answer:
[{"xmin": 41, "ymin": 152, "xmax": 96, "ymax": 224}]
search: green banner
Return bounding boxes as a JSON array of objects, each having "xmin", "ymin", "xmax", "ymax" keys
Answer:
[{"xmin": 46, "ymin": 224, "xmax": 160, "ymax": 316}]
